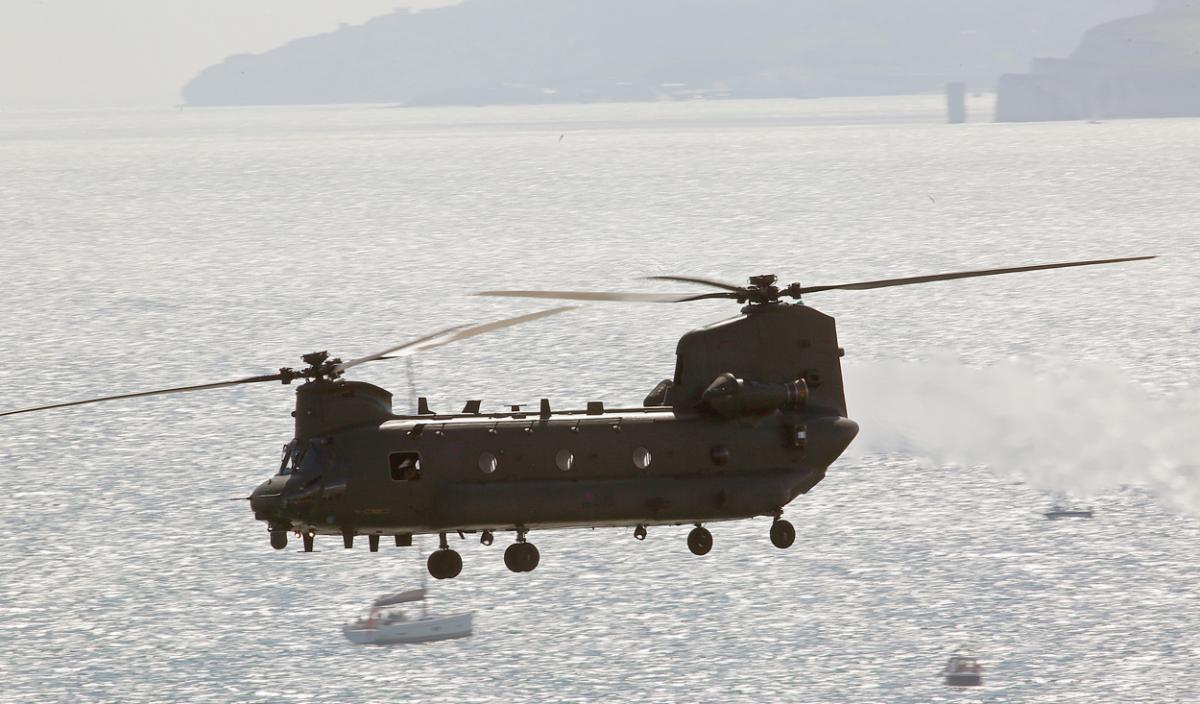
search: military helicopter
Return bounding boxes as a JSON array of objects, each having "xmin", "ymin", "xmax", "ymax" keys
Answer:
[{"xmin": 1, "ymin": 256, "xmax": 1152, "ymax": 580}]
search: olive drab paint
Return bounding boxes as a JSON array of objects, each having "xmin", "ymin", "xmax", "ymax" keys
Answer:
[{"xmin": 253, "ymin": 300, "xmax": 859, "ymax": 548}]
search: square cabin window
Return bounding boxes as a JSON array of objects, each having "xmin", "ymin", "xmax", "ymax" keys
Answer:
[{"xmin": 390, "ymin": 452, "xmax": 422, "ymax": 481}]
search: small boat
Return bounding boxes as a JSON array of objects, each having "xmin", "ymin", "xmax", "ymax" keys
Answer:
[
  {"xmin": 1044, "ymin": 506, "xmax": 1094, "ymax": 519},
  {"xmin": 1043, "ymin": 490, "xmax": 1094, "ymax": 519},
  {"xmin": 943, "ymin": 648, "xmax": 982, "ymax": 687},
  {"xmin": 343, "ymin": 588, "xmax": 473, "ymax": 645}
]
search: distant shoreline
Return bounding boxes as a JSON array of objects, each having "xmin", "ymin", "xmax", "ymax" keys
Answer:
[{"xmin": 2, "ymin": 94, "xmax": 1003, "ymax": 131}]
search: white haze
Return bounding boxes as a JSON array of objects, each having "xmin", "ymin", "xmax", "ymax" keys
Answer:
[
  {"xmin": 0, "ymin": 0, "xmax": 458, "ymax": 108},
  {"xmin": 846, "ymin": 357, "xmax": 1200, "ymax": 511}
]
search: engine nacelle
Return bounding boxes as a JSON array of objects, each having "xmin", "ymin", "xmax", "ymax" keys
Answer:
[{"xmin": 701, "ymin": 372, "xmax": 808, "ymax": 419}]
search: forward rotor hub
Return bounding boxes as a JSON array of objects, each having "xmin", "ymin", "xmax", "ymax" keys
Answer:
[
  {"xmin": 741, "ymin": 274, "xmax": 790, "ymax": 306},
  {"xmin": 279, "ymin": 351, "xmax": 347, "ymax": 384}
]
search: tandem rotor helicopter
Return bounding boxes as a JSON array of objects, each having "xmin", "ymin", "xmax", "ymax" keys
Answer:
[{"xmin": 2, "ymin": 256, "xmax": 1153, "ymax": 579}]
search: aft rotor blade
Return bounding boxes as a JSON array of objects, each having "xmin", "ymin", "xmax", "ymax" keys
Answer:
[
  {"xmin": 334, "ymin": 307, "xmax": 574, "ymax": 373},
  {"xmin": 643, "ymin": 275, "xmax": 744, "ymax": 292},
  {"xmin": 0, "ymin": 373, "xmax": 287, "ymax": 418},
  {"xmin": 795, "ymin": 256, "xmax": 1156, "ymax": 295},
  {"xmin": 476, "ymin": 290, "xmax": 698, "ymax": 303}
]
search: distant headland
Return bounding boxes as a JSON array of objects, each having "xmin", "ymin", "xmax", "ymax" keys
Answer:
[
  {"xmin": 996, "ymin": 0, "xmax": 1200, "ymax": 121},
  {"xmin": 181, "ymin": 0, "xmax": 1146, "ymax": 108}
]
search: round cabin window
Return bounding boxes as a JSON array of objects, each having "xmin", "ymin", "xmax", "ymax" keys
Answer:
[
  {"xmin": 555, "ymin": 449, "xmax": 575, "ymax": 472},
  {"xmin": 632, "ymin": 447, "xmax": 652, "ymax": 470},
  {"xmin": 478, "ymin": 452, "xmax": 498, "ymax": 474}
]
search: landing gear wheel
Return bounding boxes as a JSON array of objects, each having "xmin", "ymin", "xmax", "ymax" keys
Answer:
[
  {"xmin": 302, "ymin": 532, "xmax": 314, "ymax": 552},
  {"xmin": 634, "ymin": 524, "xmax": 647, "ymax": 541},
  {"xmin": 504, "ymin": 542, "xmax": 540, "ymax": 573},
  {"xmin": 687, "ymin": 526, "xmax": 712, "ymax": 556},
  {"xmin": 770, "ymin": 519, "xmax": 796, "ymax": 549},
  {"xmin": 521, "ymin": 543, "xmax": 540, "ymax": 572},
  {"xmin": 428, "ymin": 549, "xmax": 463, "ymax": 579},
  {"xmin": 270, "ymin": 530, "xmax": 288, "ymax": 550},
  {"xmin": 444, "ymin": 550, "xmax": 463, "ymax": 579},
  {"xmin": 368, "ymin": 535, "xmax": 380, "ymax": 552}
]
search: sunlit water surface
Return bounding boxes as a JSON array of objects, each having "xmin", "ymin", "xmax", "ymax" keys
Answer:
[{"xmin": 1, "ymin": 95, "xmax": 1197, "ymax": 703}]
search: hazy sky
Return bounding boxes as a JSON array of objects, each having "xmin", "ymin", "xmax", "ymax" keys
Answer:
[{"xmin": 0, "ymin": 0, "xmax": 458, "ymax": 108}]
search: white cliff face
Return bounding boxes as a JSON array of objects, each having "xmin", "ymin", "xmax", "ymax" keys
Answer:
[
  {"xmin": 1071, "ymin": 2, "xmax": 1200, "ymax": 70},
  {"xmin": 996, "ymin": 1, "xmax": 1200, "ymax": 121}
]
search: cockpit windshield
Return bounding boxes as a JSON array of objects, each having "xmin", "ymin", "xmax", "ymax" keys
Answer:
[
  {"xmin": 278, "ymin": 441, "xmax": 306, "ymax": 475},
  {"xmin": 278, "ymin": 440, "xmax": 327, "ymax": 475}
]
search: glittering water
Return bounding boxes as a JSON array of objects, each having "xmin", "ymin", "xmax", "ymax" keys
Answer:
[{"xmin": 1, "ymin": 96, "xmax": 1198, "ymax": 703}]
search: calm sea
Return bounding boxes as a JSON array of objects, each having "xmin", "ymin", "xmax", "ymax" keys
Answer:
[{"xmin": 1, "ymin": 95, "xmax": 1197, "ymax": 703}]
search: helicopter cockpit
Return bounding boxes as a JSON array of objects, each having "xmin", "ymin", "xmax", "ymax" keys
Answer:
[
  {"xmin": 278, "ymin": 443, "xmax": 299, "ymax": 475},
  {"xmin": 277, "ymin": 439, "xmax": 328, "ymax": 475}
]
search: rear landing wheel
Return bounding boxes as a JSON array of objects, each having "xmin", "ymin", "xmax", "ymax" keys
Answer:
[
  {"xmin": 687, "ymin": 526, "xmax": 712, "ymax": 556},
  {"xmin": 428, "ymin": 549, "xmax": 463, "ymax": 579},
  {"xmin": 302, "ymin": 532, "xmax": 314, "ymax": 552},
  {"xmin": 504, "ymin": 542, "xmax": 540, "ymax": 573},
  {"xmin": 770, "ymin": 519, "xmax": 795, "ymax": 549},
  {"xmin": 270, "ymin": 530, "xmax": 288, "ymax": 550},
  {"xmin": 368, "ymin": 535, "xmax": 380, "ymax": 552}
]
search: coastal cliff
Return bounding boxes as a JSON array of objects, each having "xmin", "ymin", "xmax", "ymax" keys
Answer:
[
  {"xmin": 181, "ymin": 0, "xmax": 1143, "ymax": 108},
  {"xmin": 996, "ymin": 0, "xmax": 1200, "ymax": 121}
]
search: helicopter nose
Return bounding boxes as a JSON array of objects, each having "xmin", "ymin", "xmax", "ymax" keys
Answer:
[{"xmin": 250, "ymin": 477, "xmax": 286, "ymax": 520}]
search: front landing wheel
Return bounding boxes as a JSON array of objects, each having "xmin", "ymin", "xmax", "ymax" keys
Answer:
[
  {"xmin": 428, "ymin": 549, "xmax": 463, "ymax": 579},
  {"xmin": 770, "ymin": 519, "xmax": 796, "ymax": 549},
  {"xmin": 687, "ymin": 526, "xmax": 712, "ymax": 556}
]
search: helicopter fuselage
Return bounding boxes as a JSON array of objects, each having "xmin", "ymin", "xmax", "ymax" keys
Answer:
[
  {"xmin": 250, "ymin": 302, "xmax": 858, "ymax": 558},
  {"xmin": 250, "ymin": 401, "xmax": 859, "ymax": 537}
]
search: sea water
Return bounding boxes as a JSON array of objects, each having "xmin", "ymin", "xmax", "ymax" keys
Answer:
[{"xmin": 1, "ymin": 95, "xmax": 1197, "ymax": 703}]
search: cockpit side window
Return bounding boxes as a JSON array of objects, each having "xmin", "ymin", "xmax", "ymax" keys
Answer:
[
  {"xmin": 390, "ymin": 452, "xmax": 421, "ymax": 481},
  {"xmin": 299, "ymin": 444, "xmax": 326, "ymax": 474}
]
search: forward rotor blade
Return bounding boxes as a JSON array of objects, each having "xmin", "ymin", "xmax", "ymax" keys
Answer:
[
  {"xmin": 676, "ymin": 291, "xmax": 740, "ymax": 302},
  {"xmin": 476, "ymin": 290, "xmax": 697, "ymax": 303},
  {"xmin": 795, "ymin": 256, "xmax": 1156, "ymax": 295},
  {"xmin": 643, "ymin": 275, "xmax": 744, "ymax": 292},
  {"xmin": 0, "ymin": 373, "xmax": 287, "ymax": 418},
  {"xmin": 334, "ymin": 307, "xmax": 575, "ymax": 373}
]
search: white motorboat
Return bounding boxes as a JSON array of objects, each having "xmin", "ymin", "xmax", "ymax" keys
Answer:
[
  {"xmin": 343, "ymin": 588, "xmax": 473, "ymax": 645},
  {"xmin": 943, "ymin": 647, "xmax": 982, "ymax": 687}
]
